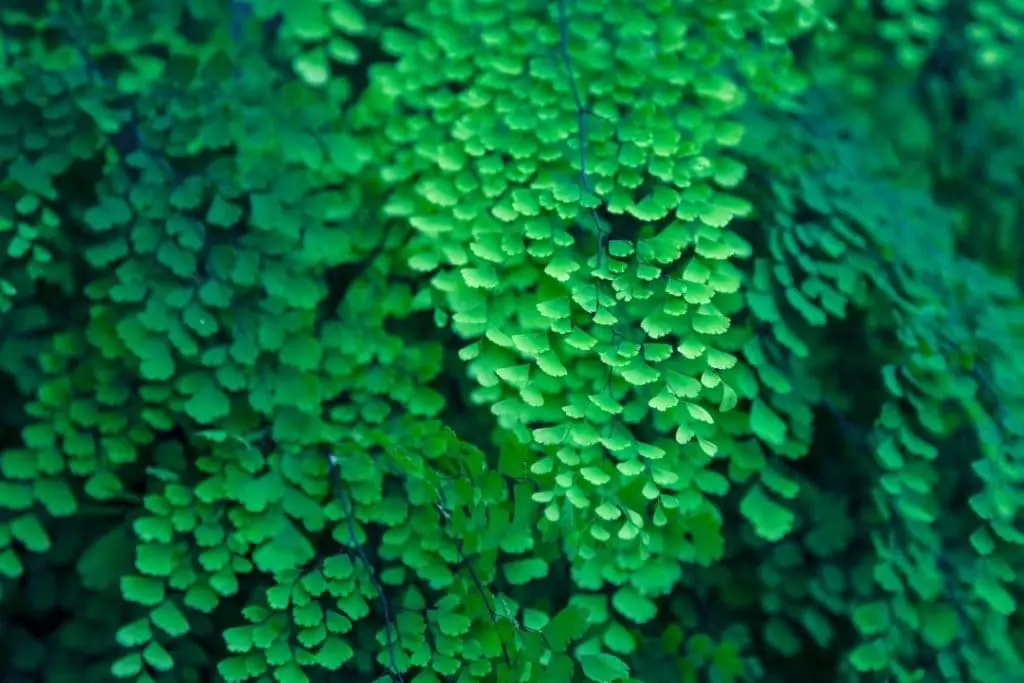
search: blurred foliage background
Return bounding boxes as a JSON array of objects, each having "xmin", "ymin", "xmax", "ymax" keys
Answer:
[{"xmin": 1, "ymin": 1, "xmax": 1023, "ymax": 682}]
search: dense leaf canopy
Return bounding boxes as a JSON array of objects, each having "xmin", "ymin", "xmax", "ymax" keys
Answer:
[{"xmin": 1, "ymin": 1, "xmax": 1024, "ymax": 682}]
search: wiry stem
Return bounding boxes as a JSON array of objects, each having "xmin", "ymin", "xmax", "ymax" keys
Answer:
[
  {"xmin": 556, "ymin": 0, "xmax": 607, "ymax": 271},
  {"xmin": 328, "ymin": 452, "xmax": 405, "ymax": 683}
]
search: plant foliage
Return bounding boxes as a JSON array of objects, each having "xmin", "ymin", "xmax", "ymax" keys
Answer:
[{"xmin": 1, "ymin": 0, "xmax": 1023, "ymax": 682}]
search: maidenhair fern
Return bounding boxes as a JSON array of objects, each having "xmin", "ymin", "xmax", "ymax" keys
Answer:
[{"xmin": 1, "ymin": 1, "xmax": 1023, "ymax": 683}]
